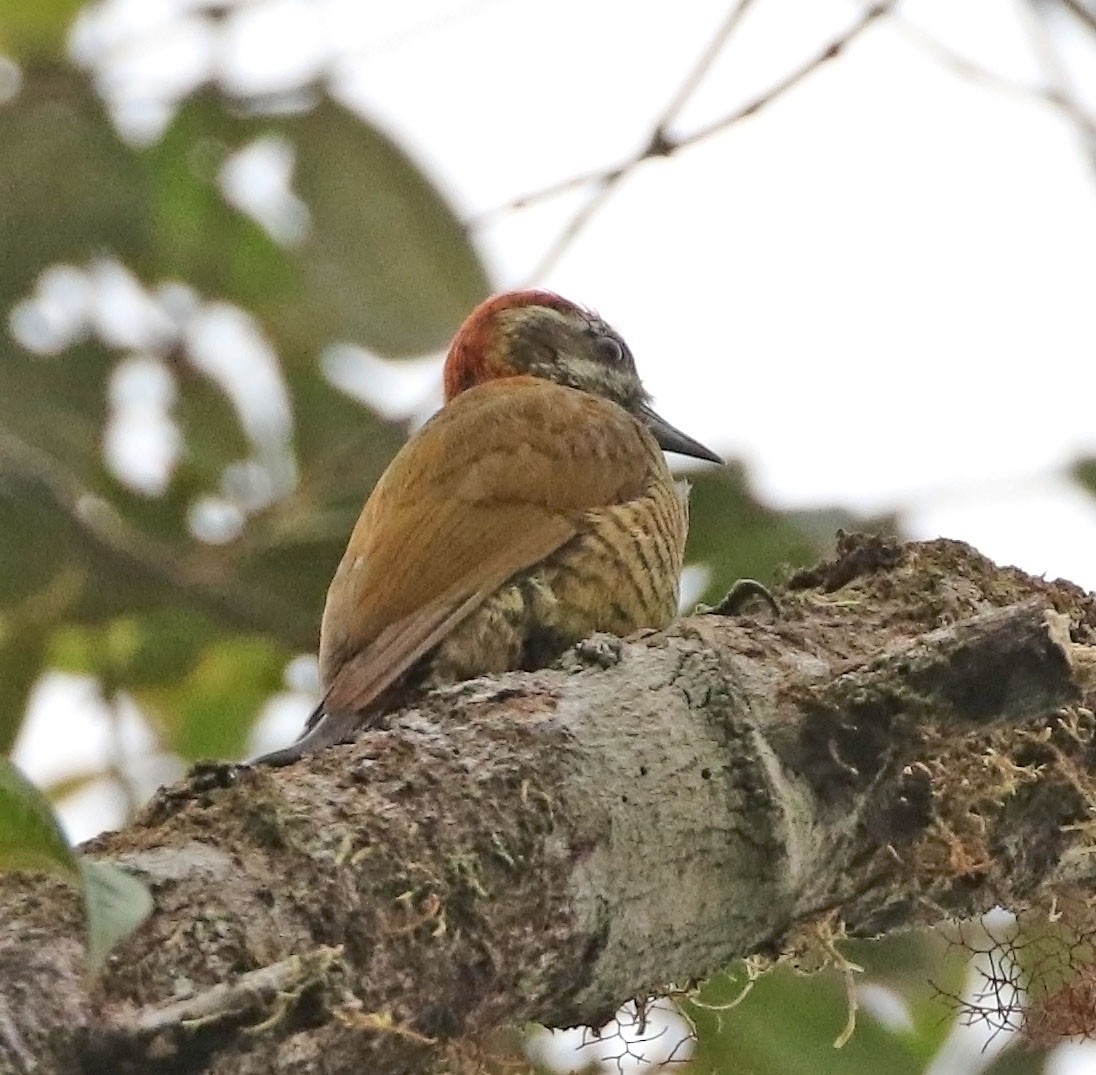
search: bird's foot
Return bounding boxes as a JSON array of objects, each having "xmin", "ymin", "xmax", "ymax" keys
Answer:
[{"xmin": 702, "ymin": 578, "xmax": 780, "ymax": 619}]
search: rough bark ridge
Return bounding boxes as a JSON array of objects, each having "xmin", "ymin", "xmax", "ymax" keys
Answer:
[{"xmin": 4, "ymin": 534, "xmax": 1096, "ymax": 1075}]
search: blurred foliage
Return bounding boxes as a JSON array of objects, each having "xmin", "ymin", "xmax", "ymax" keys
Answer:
[
  {"xmin": 0, "ymin": 0, "xmax": 81, "ymax": 60},
  {"xmin": 0, "ymin": 49, "xmax": 492, "ymax": 770},
  {"xmin": 685, "ymin": 466, "xmax": 819, "ymax": 606},
  {"xmin": 1072, "ymin": 458, "xmax": 1096, "ymax": 501}
]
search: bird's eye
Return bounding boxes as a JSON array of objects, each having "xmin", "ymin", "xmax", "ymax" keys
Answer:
[{"xmin": 594, "ymin": 335, "xmax": 624, "ymax": 363}]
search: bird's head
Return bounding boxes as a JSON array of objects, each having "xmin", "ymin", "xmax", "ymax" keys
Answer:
[{"xmin": 443, "ymin": 290, "xmax": 721, "ymax": 463}]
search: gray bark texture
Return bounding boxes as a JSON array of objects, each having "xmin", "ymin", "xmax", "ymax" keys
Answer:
[{"xmin": 3, "ymin": 533, "xmax": 1096, "ymax": 1075}]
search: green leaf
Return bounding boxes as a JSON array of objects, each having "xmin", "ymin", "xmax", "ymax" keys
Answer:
[
  {"xmin": 0, "ymin": 760, "xmax": 153, "ymax": 969},
  {"xmin": 0, "ymin": 757, "xmax": 80, "ymax": 881},
  {"xmin": 48, "ymin": 612, "xmax": 218, "ymax": 690},
  {"xmin": 842, "ymin": 930, "xmax": 971, "ymax": 1063},
  {"xmin": 80, "ymin": 858, "xmax": 154, "ymax": 970},
  {"xmin": 685, "ymin": 933, "xmax": 1051, "ymax": 1074},
  {"xmin": 140, "ymin": 96, "xmax": 293, "ymax": 312},
  {"xmin": 143, "ymin": 93, "xmax": 491, "ymax": 358},
  {"xmin": 44, "ymin": 768, "xmax": 109, "ymax": 804},
  {"xmin": 982, "ymin": 1043, "xmax": 1051, "ymax": 1075}
]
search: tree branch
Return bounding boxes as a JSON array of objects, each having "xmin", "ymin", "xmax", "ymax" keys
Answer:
[{"xmin": 4, "ymin": 534, "xmax": 1096, "ymax": 1074}]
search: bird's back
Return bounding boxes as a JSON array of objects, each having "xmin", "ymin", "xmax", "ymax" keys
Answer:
[{"xmin": 319, "ymin": 376, "xmax": 686, "ymax": 710}]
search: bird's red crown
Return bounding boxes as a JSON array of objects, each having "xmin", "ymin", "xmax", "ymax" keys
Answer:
[{"xmin": 443, "ymin": 290, "xmax": 590, "ymax": 401}]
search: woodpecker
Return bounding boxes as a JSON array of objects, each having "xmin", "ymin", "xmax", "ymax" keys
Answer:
[{"xmin": 257, "ymin": 290, "xmax": 720, "ymax": 765}]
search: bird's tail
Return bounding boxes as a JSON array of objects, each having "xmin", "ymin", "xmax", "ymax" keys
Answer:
[{"xmin": 251, "ymin": 697, "xmax": 355, "ymax": 766}]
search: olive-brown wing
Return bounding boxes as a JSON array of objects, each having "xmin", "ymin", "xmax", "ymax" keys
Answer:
[{"xmin": 319, "ymin": 376, "xmax": 662, "ymax": 715}]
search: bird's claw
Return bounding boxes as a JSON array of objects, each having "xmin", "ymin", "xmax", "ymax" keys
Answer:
[{"xmin": 705, "ymin": 578, "xmax": 780, "ymax": 619}]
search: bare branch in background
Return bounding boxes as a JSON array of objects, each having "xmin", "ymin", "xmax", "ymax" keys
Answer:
[
  {"xmin": 1024, "ymin": 0, "xmax": 1096, "ymax": 167},
  {"xmin": 467, "ymin": 2, "xmax": 896, "ymax": 281},
  {"xmin": 892, "ymin": 6, "xmax": 1096, "ymax": 169},
  {"xmin": 1056, "ymin": 0, "xmax": 1096, "ymax": 38},
  {"xmin": 656, "ymin": 0, "xmax": 760, "ymax": 127}
]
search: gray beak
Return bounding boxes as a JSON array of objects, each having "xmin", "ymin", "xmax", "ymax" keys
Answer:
[{"xmin": 639, "ymin": 403, "xmax": 722, "ymax": 464}]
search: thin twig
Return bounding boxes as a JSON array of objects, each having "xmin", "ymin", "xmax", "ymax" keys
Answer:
[
  {"xmin": 521, "ymin": 0, "xmax": 757, "ymax": 279},
  {"xmin": 657, "ymin": 0, "xmax": 759, "ymax": 129},
  {"xmin": 1024, "ymin": 0, "xmax": 1080, "ymax": 95},
  {"xmin": 894, "ymin": 15, "xmax": 1096, "ymax": 136},
  {"xmin": 675, "ymin": 1, "xmax": 893, "ymax": 151},
  {"xmin": 524, "ymin": 182, "xmax": 617, "ymax": 283},
  {"xmin": 892, "ymin": 17, "xmax": 1040, "ymax": 97},
  {"xmin": 132, "ymin": 946, "xmax": 342, "ymax": 1033},
  {"xmin": 515, "ymin": 1, "xmax": 896, "ymax": 281},
  {"xmin": 1057, "ymin": 0, "xmax": 1096, "ymax": 36},
  {"xmin": 468, "ymin": 0, "xmax": 757, "ymax": 227},
  {"xmin": 1023, "ymin": 0, "xmax": 1096, "ymax": 163}
]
